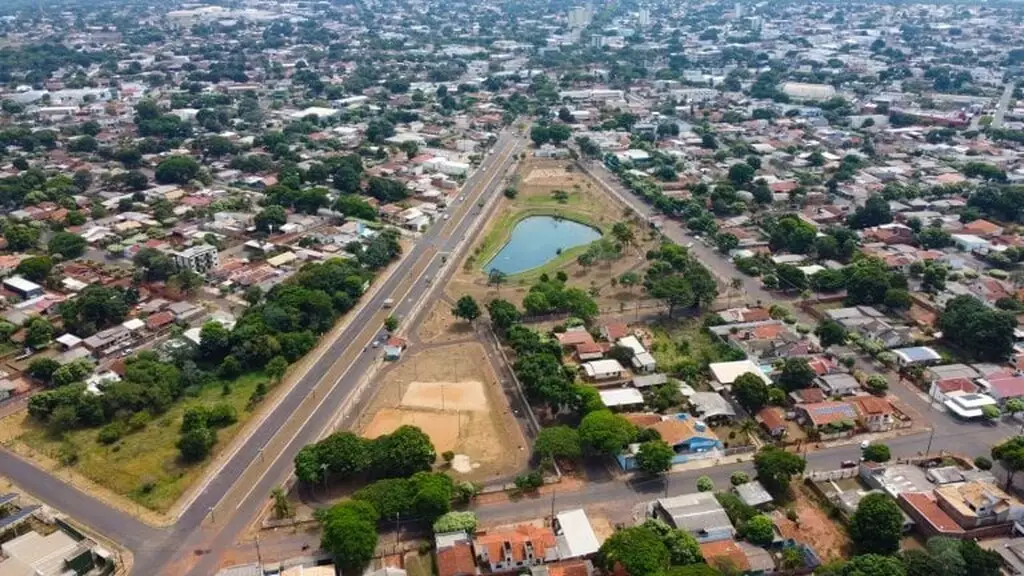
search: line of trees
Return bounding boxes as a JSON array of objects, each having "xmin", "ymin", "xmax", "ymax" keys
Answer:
[{"xmin": 294, "ymin": 427, "xmax": 436, "ymax": 485}]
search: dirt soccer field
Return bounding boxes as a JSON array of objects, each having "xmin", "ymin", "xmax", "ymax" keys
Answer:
[{"xmin": 360, "ymin": 342, "xmax": 528, "ymax": 480}]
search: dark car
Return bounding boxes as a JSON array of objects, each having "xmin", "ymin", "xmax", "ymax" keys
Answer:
[{"xmin": 841, "ymin": 460, "xmax": 858, "ymax": 468}]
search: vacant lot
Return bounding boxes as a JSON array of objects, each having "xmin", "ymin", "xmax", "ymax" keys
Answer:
[
  {"xmin": 417, "ymin": 299, "xmax": 476, "ymax": 344},
  {"xmin": 447, "ymin": 158, "xmax": 657, "ymax": 310},
  {"xmin": 4, "ymin": 372, "xmax": 269, "ymax": 513},
  {"xmin": 359, "ymin": 342, "xmax": 527, "ymax": 481},
  {"xmin": 648, "ymin": 318, "xmax": 734, "ymax": 379},
  {"xmin": 772, "ymin": 485, "xmax": 851, "ymax": 561}
]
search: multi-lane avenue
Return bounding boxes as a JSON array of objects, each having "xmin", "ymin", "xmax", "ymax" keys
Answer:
[{"xmin": 0, "ymin": 127, "xmax": 526, "ymax": 575}]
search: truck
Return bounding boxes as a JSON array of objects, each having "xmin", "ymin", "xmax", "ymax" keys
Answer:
[{"xmin": 382, "ymin": 298, "xmax": 395, "ymax": 308}]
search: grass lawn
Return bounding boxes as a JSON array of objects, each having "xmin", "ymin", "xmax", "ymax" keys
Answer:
[
  {"xmin": 647, "ymin": 318, "xmax": 726, "ymax": 373},
  {"xmin": 404, "ymin": 552, "xmax": 435, "ymax": 576},
  {"xmin": 17, "ymin": 371, "xmax": 269, "ymax": 512}
]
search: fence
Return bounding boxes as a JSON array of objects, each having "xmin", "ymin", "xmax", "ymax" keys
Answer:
[{"xmin": 804, "ymin": 468, "xmax": 860, "ymax": 482}]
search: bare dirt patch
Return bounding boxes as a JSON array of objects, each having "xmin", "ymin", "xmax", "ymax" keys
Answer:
[
  {"xmin": 417, "ymin": 300, "xmax": 475, "ymax": 344},
  {"xmin": 401, "ymin": 380, "xmax": 489, "ymax": 411},
  {"xmin": 772, "ymin": 485, "xmax": 851, "ymax": 561},
  {"xmin": 358, "ymin": 342, "xmax": 528, "ymax": 482}
]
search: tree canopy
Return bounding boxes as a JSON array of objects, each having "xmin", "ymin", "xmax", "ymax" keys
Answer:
[{"xmin": 850, "ymin": 493, "xmax": 904, "ymax": 555}]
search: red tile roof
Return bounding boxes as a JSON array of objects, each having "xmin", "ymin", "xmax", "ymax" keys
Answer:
[
  {"xmin": 987, "ymin": 374, "xmax": 1024, "ymax": 399},
  {"xmin": 557, "ymin": 331, "xmax": 595, "ymax": 347},
  {"xmin": 146, "ymin": 311, "xmax": 175, "ymax": 330},
  {"xmin": 437, "ymin": 542, "xmax": 476, "ymax": 576},
  {"xmin": 699, "ymin": 540, "xmax": 751, "ymax": 572},
  {"xmin": 603, "ymin": 323, "xmax": 630, "ymax": 341},
  {"xmin": 792, "ymin": 388, "xmax": 825, "ymax": 403},
  {"xmin": 575, "ymin": 342, "xmax": 604, "ymax": 355},
  {"xmin": 851, "ymin": 395, "xmax": 896, "ymax": 416},
  {"xmin": 900, "ymin": 492, "xmax": 963, "ymax": 534},
  {"xmin": 474, "ymin": 525, "xmax": 556, "ymax": 566},
  {"xmin": 934, "ymin": 378, "xmax": 978, "ymax": 394},
  {"xmin": 756, "ymin": 407, "xmax": 787, "ymax": 431}
]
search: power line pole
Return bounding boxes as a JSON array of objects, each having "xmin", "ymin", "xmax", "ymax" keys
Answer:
[{"xmin": 925, "ymin": 427, "xmax": 935, "ymax": 456}]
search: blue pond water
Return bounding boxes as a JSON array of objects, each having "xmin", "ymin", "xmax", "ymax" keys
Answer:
[{"xmin": 484, "ymin": 215, "xmax": 601, "ymax": 275}]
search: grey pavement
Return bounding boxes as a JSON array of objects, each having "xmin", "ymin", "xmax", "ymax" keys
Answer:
[{"xmin": 992, "ymin": 82, "xmax": 1016, "ymax": 129}]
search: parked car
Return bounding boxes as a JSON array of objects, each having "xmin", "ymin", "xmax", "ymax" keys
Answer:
[{"xmin": 841, "ymin": 460, "xmax": 858, "ymax": 468}]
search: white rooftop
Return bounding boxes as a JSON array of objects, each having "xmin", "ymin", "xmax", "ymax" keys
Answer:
[
  {"xmin": 555, "ymin": 509, "xmax": 600, "ymax": 559},
  {"xmin": 598, "ymin": 387, "xmax": 645, "ymax": 407},
  {"xmin": 709, "ymin": 360, "xmax": 771, "ymax": 386}
]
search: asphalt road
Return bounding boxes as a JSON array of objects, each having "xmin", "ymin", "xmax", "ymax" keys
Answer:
[
  {"xmin": 992, "ymin": 82, "xmax": 1016, "ymax": 129},
  {"xmin": 576, "ymin": 158, "xmax": 780, "ymax": 307},
  {"xmin": 174, "ymin": 128, "xmax": 527, "ymax": 576},
  {"xmin": 0, "ymin": 127, "xmax": 526, "ymax": 576}
]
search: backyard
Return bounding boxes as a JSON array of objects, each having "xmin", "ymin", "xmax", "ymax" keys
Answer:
[{"xmin": 3, "ymin": 371, "xmax": 270, "ymax": 512}]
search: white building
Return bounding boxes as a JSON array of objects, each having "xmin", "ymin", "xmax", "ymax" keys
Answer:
[
  {"xmin": 582, "ymin": 359, "xmax": 625, "ymax": 381},
  {"xmin": 171, "ymin": 244, "xmax": 219, "ymax": 274}
]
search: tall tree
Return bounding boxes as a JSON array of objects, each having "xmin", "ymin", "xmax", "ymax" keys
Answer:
[
  {"xmin": 850, "ymin": 493, "xmax": 904, "ymax": 555},
  {"xmin": 452, "ymin": 295, "xmax": 481, "ymax": 323}
]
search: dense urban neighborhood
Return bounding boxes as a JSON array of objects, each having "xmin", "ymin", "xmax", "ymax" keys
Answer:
[{"xmin": 4, "ymin": 0, "xmax": 1024, "ymax": 575}]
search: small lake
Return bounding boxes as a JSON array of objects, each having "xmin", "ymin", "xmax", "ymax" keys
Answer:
[{"xmin": 484, "ymin": 215, "xmax": 601, "ymax": 275}]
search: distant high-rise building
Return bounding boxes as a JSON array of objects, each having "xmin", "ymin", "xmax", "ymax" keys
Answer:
[
  {"xmin": 734, "ymin": 2, "xmax": 743, "ymax": 18},
  {"xmin": 568, "ymin": 4, "xmax": 593, "ymax": 29},
  {"xmin": 638, "ymin": 8, "xmax": 651, "ymax": 27}
]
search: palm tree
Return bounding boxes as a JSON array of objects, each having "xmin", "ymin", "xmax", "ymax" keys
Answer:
[
  {"xmin": 730, "ymin": 277, "xmax": 744, "ymax": 307},
  {"xmin": 738, "ymin": 418, "xmax": 759, "ymax": 443},
  {"xmin": 488, "ymin": 268, "xmax": 507, "ymax": 295}
]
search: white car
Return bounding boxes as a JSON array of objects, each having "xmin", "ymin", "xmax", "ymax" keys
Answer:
[{"xmin": 860, "ymin": 440, "xmax": 870, "ymax": 449}]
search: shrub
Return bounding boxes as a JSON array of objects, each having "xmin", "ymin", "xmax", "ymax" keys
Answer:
[
  {"xmin": 97, "ymin": 421, "xmax": 127, "ymax": 445},
  {"xmin": 730, "ymin": 471, "xmax": 750, "ymax": 486},
  {"xmin": 974, "ymin": 456, "xmax": 993, "ymax": 470},
  {"xmin": 128, "ymin": 411, "xmax": 151, "ymax": 431},
  {"xmin": 514, "ymin": 471, "xmax": 544, "ymax": 493}
]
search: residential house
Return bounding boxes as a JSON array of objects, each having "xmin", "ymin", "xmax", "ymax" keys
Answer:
[
  {"xmin": 735, "ymin": 481, "xmax": 774, "ymax": 509},
  {"xmin": 688, "ymin": 392, "xmax": 737, "ymax": 422},
  {"xmin": 473, "ymin": 525, "xmax": 559, "ymax": 573},
  {"xmin": 2, "ymin": 277, "xmax": 44, "ymax": 300},
  {"xmin": 553, "ymin": 509, "xmax": 600, "ymax": 560},
  {"xmin": 652, "ymin": 492, "xmax": 735, "ymax": 543},
  {"xmin": 82, "ymin": 325, "xmax": 136, "ymax": 358},
  {"xmin": 928, "ymin": 377, "xmax": 980, "ymax": 404},
  {"xmin": 601, "ymin": 323, "xmax": 630, "ymax": 342},
  {"xmin": 632, "ymin": 374, "xmax": 668, "ymax": 389},
  {"xmin": 437, "ymin": 532, "xmax": 477, "ymax": 576},
  {"xmin": 557, "ymin": 329, "xmax": 595, "ymax": 349},
  {"xmin": 892, "ymin": 346, "xmax": 943, "ymax": 367},
  {"xmin": 755, "ymin": 407, "xmax": 788, "ymax": 439},
  {"xmin": 598, "ymin": 388, "xmax": 645, "ymax": 411},
  {"xmin": 708, "ymin": 360, "xmax": 771, "ymax": 392},
  {"xmin": 581, "ymin": 359, "xmax": 625, "ymax": 382},
  {"xmin": 618, "ymin": 413, "xmax": 721, "ymax": 470},
  {"xmin": 631, "ymin": 352, "xmax": 657, "ymax": 373},
  {"xmin": 898, "ymin": 492, "xmax": 965, "ymax": 537},
  {"xmin": 934, "ymin": 481, "xmax": 1024, "ymax": 528},
  {"xmin": 794, "ymin": 401, "xmax": 858, "ymax": 435},
  {"xmin": 851, "ymin": 396, "xmax": 900, "ymax": 432},
  {"xmin": 943, "ymin": 391, "xmax": 998, "ymax": 420},
  {"xmin": 575, "ymin": 342, "xmax": 605, "ymax": 362},
  {"xmin": 817, "ymin": 373, "xmax": 861, "ymax": 396},
  {"xmin": 979, "ymin": 373, "xmax": 1024, "ymax": 403}
]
